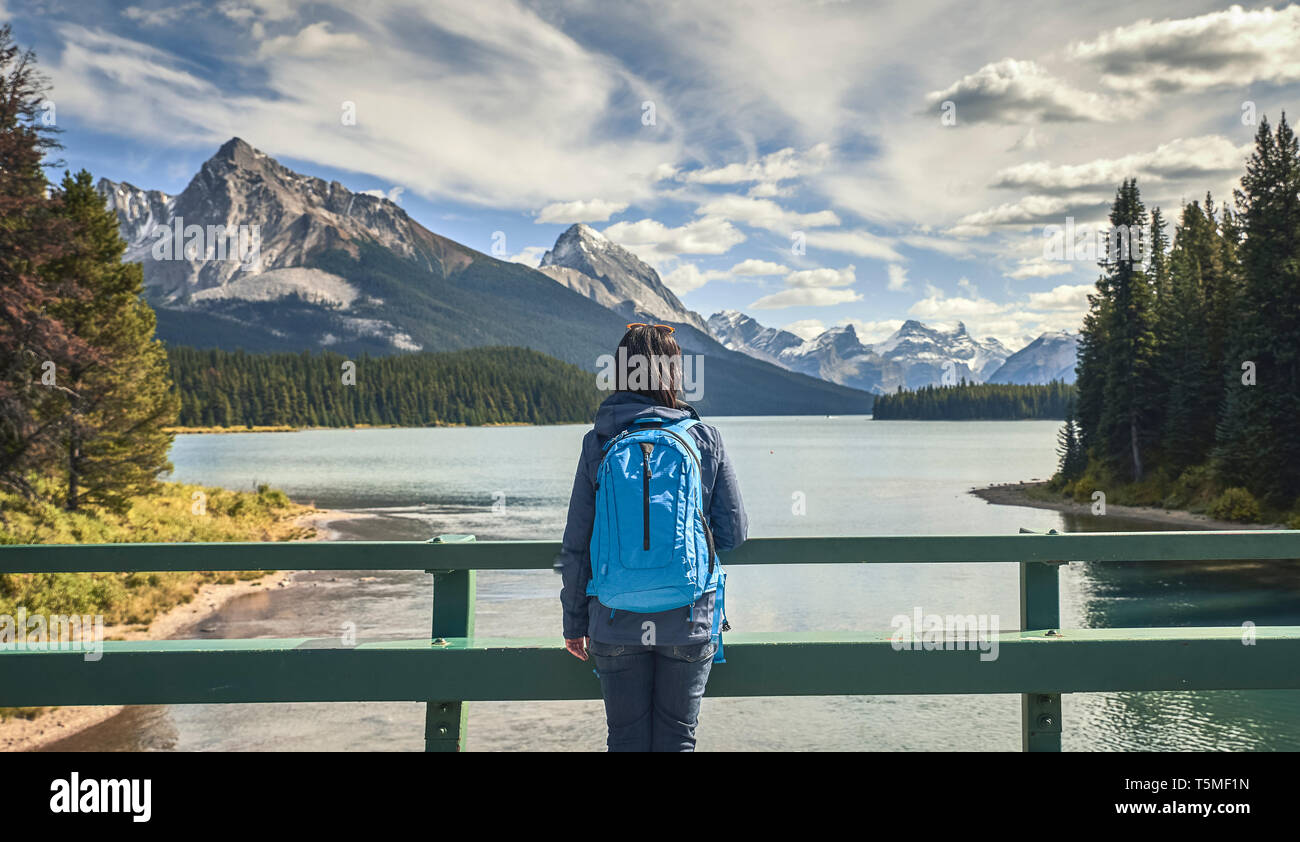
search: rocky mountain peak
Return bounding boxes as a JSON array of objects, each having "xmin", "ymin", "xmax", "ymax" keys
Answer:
[{"xmin": 538, "ymin": 223, "xmax": 707, "ymax": 331}]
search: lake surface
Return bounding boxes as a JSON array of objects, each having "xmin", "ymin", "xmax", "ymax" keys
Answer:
[{"xmin": 45, "ymin": 417, "xmax": 1300, "ymax": 751}]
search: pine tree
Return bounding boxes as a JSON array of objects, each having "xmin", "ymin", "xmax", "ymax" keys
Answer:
[
  {"xmin": 0, "ymin": 25, "xmax": 88, "ymax": 496},
  {"xmin": 1159, "ymin": 202, "xmax": 1214, "ymax": 471},
  {"xmin": 1055, "ymin": 411, "xmax": 1086, "ymax": 482},
  {"xmin": 1079, "ymin": 179, "xmax": 1161, "ymax": 482},
  {"xmin": 1215, "ymin": 114, "xmax": 1300, "ymax": 502},
  {"xmin": 43, "ymin": 170, "xmax": 179, "ymax": 511}
]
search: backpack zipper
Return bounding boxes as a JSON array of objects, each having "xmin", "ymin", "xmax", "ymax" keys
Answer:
[{"xmin": 639, "ymin": 443, "xmax": 653, "ymax": 550}]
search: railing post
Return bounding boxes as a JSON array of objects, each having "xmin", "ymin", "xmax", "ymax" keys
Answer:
[
  {"xmin": 425, "ymin": 534, "xmax": 477, "ymax": 752},
  {"xmin": 1019, "ymin": 528, "xmax": 1063, "ymax": 752}
]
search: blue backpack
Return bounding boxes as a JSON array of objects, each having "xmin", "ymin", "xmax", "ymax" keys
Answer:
[{"xmin": 587, "ymin": 416, "xmax": 728, "ymax": 661}]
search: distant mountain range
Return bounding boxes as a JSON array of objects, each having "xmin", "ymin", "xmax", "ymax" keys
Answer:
[
  {"xmin": 99, "ymin": 138, "xmax": 872, "ymax": 416},
  {"xmin": 527, "ymin": 228, "xmax": 1079, "ymax": 390},
  {"xmin": 708, "ymin": 311, "xmax": 1075, "ymax": 391}
]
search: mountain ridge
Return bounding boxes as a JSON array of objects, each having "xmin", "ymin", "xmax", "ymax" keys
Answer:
[
  {"xmin": 538, "ymin": 223, "xmax": 708, "ymax": 332},
  {"xmin": 708, "ymin": 310, "xmax": 1025, "ymax": 392},
  {"xmin": 100, "ymin": 137, "xmax": 873, "ymax": 416}
]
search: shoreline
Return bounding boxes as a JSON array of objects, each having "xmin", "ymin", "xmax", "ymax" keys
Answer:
[
  {"xmin": 166, "ymin": 421, "xmax": 558, "ymax": 435},
  {"xmin": 0, "ymin": 506, "xmax": 360, "ymax": 753},
  {"xmin": 971, "ymin": 481, "xmax": 1286, "ymax": 531}
]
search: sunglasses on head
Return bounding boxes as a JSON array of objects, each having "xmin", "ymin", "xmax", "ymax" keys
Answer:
[{"xmin": 626, "ymin": 322, "xmax": 675, "ymax": 334}]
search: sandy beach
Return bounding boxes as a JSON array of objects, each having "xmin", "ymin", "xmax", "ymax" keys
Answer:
[
  {"xmin": 0, "ymin": 507, "xmax": 365, "ymax": 753},
  {"xmin": 972, "ymin": 481, "xmax": 1286, "ymax": 531}
]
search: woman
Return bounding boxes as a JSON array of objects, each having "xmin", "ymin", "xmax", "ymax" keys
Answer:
[{"xmin": 559, "ymin": 323, "xmax": 747, "ymax": 752}]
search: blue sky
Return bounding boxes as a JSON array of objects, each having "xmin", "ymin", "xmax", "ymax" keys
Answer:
[{"xmin": 6, "ymin": 0, "xmax": 1298, "ymax": 348}]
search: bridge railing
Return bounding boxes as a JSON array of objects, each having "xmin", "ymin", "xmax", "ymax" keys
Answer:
[{"xmin": 2, "ymin": 530, "xmax": 1299, "ymax": 751}]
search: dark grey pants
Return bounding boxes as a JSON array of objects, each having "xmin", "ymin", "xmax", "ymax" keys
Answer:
[{"xmin": 589, "ymin": 639, "xmax": 715, "ymax": 752}]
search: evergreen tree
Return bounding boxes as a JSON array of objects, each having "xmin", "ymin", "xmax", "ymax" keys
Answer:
[
  {"xmin": 44, "ymin": 171, "xmax": 179, "ymax": 511},
  {"xmin": 1055, "ymin": 410, "xmax": 1086, "ymax": 482},
  {"xmin": 1159, "ymin": 202, "xmax": 1215, "ymax": 471},
  {"xmin": 1080, "ymin": 179, "xmax": 1161, "ymax": 482},
  {"xmin": 1215, "ymin": 114, "xmax": 1300, "ymax": 502},
  {"xmin": 0, "ymin": 25, "xmax": 86, "ymax": 497}
]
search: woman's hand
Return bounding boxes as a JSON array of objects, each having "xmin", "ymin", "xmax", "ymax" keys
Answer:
[{"xmin": 564, "ymin": 637, "xmax": 589, "ymax": 660}]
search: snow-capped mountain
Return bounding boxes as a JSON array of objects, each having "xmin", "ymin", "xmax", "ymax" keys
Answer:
[
  {"xmin": 538, "ymin": 223, "xmax": 707, "ymax": 332},
  {"xmin": 986, "ymin": 330, "xmax": 1079, "ymax": 384},
  {"xmin": 709, "ymin": 312, "xmax": 1015, "ymax": 393},
  {"xmin": 708, "ymin": 310, "xmax": 805, "ymax": 365},
  {"xmin": 100, "ymin": 181, "xmax": 171, "ymax": 251},
  {"xmin": 873, "ymin": 320, "xmax": 1011, "ymax": 385}
]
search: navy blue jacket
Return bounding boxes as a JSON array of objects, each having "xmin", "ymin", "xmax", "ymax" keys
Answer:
[{"xmin": 559, "ymin": 392, "xmax": 748, "ymax": 644}]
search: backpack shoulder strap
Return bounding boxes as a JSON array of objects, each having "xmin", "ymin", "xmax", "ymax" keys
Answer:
[
  {"xmin": 666, "ymin": 417, "xmax": 698, "ymax": 433},
  {"xmin": 662, "ymin": 417, "xmax": 702, "ymax": 461}
]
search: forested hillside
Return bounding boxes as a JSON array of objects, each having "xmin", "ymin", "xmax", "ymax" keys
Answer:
[
  {"xmin": 871, "ymin": 381, "xmax": 1075, "ymax": 420},
  {"xmin": 168, "ymin": 346, "xmax": 602, "ymax": 428},
  {"xmin": 1055, "ymin": 115, "xmax": 1300, "ymax": 524}
]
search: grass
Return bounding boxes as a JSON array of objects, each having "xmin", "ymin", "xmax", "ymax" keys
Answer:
[{"xmin": 0, "ymin": 479, "xmax": 315, "ymax": 722}]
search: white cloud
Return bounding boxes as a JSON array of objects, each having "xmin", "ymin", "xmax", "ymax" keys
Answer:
[
  {"xmin": 746, "ymin": 182, "xmax": 788, "ymax": 198},
  {"xmin": 217, "ymin": 0, "xmax": 298, "ymax": 24},
  {"xmin": 843, "ymin": 318, "xmax": 905, "ymax": 344},
  {"xmin": 950, "ymin": 194, "xmax": 1109, "ymax": 236},
  {"xmin": 507, "ymin": 246, "xmax": 548, "ymax": 267},
  {"xmin": 786, "ymin": 265, "xmax": 856, "ymax": 288},
  {"xmin": 1007, "ymin": 257, "xmax": 1074, "ymax": 279},
  {"xmin": 751, "ymin": 287, "xmax": 862, "ymax": 309},
  {"xmin": 782, "ymin": 319, "xmax": 827, "ymax": 340},
  {"xmin": 123, "ymin": 3, "xmax": 202, "ymax": 27},
  {"xmin": 257, "ymin": 21, "xmax": 368, "ymax": 56},
  {"xmin": 729, "ymin": 258, "xmax": 788, "ymax": 276},
  {"xmin": 909, "ymin": 281, "xmax": 1093, "ymax": 341},
  {"xmin": 805, "ymin": 229, "xmax": 904, "ymax": 262},
  {"xmin": 749, "ymin": 264, "xmax": 859, "ymax": 309},
  {"xmin": 1071, "ymin": 5, "xmax": 1300, "ymax": 94},
  {"xmin": 662, "ymin": 263, "xmax": 726, "ymax": 295},
  {"xmin": 602, "ymin": 217, "xmax": 745, "ymax": 263},
  {"xmin": 360, "ymin": 185, "xmax": 404, "ymax": 204},
  {"xmin": 1025, "ymin": 283, "xmax": 1094, "ymax": 311},
  {"xmin": 680, "ymin": 143, "xmax": 831, "ymax": 185},
  {"xmin": 992, "ymin": 136, "xmax": 1249, "ymax": 193},
  {"xmin": 924, "ymin": 59, "xmax": 1116, "ymax": 124},
  {"xmin": 887, "ymin": 264, "xmax": 909, "ymax": 291},
  {"xmin": 535, "ymin": 199, "xmax": 629, "ymax": 224},
  {"xmin": 696, "ymin": 195, "xmax": 839, "ymax": 232}
]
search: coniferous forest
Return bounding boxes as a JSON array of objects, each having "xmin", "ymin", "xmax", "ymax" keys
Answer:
[
  {"xmin": 1054, "ymin": 114, "xmax": 1300, "ymax": 523},
  {"xmin": 167, "ymin": 345, "xmax": 603, "ymax": 428},
  {"xmin": 871, "ymin": 381, "xmax": 1075, "ymax": 420}
]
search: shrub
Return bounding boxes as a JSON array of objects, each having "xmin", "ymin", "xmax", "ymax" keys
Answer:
[
  {"xmin": 1164, "ymin": 465, "xmax": 1214, "ymax": 509},
  {"xmin": 1207, "ymin": 487, "xmax": 1262, "ymax": 523}
]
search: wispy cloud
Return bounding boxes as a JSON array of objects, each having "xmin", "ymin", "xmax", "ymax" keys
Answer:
[{"xmin": 535, "ymin": 199, "xmax": 629, "ymax": 224}]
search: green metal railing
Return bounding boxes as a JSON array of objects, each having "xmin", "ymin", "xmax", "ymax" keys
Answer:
[{"xmin": 2, "ymin": 530, "xmax": 1299, "ymax": 751}]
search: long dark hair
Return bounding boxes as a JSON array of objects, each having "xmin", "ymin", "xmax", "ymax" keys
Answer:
[{"xmin": 615, "ymin": 324, "xmax": 681, "ymax": 409}]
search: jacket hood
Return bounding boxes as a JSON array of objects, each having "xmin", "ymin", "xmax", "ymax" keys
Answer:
[{"xmin": 593, "ymin": 391, "xmax": 700, "ymax": 437}]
